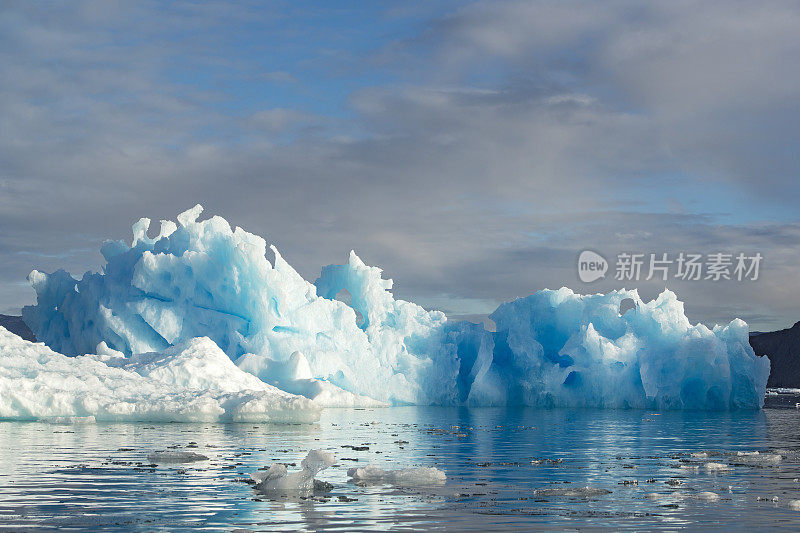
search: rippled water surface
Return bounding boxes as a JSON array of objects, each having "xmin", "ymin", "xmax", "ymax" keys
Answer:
[{"xmin": 2, "ymin": 396, "xmax": 800, "ymax": 531}]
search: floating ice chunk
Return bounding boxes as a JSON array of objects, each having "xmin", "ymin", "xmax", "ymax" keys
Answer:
[
  {"xmin": 251, "ymin": 450, "xmax": 335, "ymax": 492},
  {"xmin": 696, "ymin": 491, "xmax": 720, "ymax": 501},
  {"xmin": 788, "ymin": 500, "xmax": 800, "ymax": 511},
  {"xmin": 705, "ymin": 462, "xmax": 730, "ymax": 471},
  {"xmin": 644, "ymin": 492, "xmax": 686, "ymax": 502},
  {"xmin": 347, "ymin": 464, "xmax": 446, "ymax": 486},
  {"xmin": 730, "ymin": 452, "xmax": 782, "ymax": 466},
  {"xmin": 533, "ymin": 486, "xmax": 612, "ymax": 497},
  {"xmin": 0, "ymin": 327, "xmax": 319, "ymax": 423},
  {"xmin": 691, "ymin": 452, "xmax": 709, "ymax": 458},
  {"xmin": 147, "ymin": 451, "xmax": 208, "ymax": 463}
]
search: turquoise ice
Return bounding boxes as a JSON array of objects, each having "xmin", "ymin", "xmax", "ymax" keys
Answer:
[{"xmin": 21, "ymin": 206, "xmax": 769, "ymax": 409}]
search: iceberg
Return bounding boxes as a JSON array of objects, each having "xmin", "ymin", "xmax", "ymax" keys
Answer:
[
  {"xmin": 20, "ymin": 205, "xmax": 770, "ymax": 410},
  {"xmin": 0, "ymin": 327, "xmax": 319, "ymax": 422},
  {"xmin": 22, "ymin": 205, "xmax": 444, "ymax": 405}
]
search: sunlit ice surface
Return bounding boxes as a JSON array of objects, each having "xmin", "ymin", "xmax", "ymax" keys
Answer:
[
  {"xmin": 19, "ymin": 205, "xmax": 769, "ymax": 410},
  {"xmin": 2, "ymin": 399, "xmax": 800, "ymax": 531}
]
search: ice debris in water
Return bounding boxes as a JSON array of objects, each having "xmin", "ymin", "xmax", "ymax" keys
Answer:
[
  {"xmin": 696, "ymin": 491, "xmax": 720, "ymax": 501},
  {"xmin": 347, "ymin": 464, "xmax": 446, "ymax": 486},
  {"xmin": 21, "ymin": 205, "xmax": 770, "ymax": 409},
  {"xmin": 533, "ymin": 486, "xmax": 612, "ymax": 498},
  {"xmin": 147, "ymin": 451, "xmax": 208, "ymax": 463},
  {"xmin": 788, "ymin": 500, "xmax": 800, "ymax": 511},
  {"xmin": 251, "ymin": 450, "xmax": 335, "ymax": 492},
  {"xmin": 729, "ymin": 451, "xmax": 782, "ymax": 466},
  {"xmin": 0, "ymin": 328, "xmax": 319, "ymax": 423}
]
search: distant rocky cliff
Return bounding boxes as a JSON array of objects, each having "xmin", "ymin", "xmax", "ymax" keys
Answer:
[
  {"xmin": 0, "ymin": 314, "xmax": 36, "ymax": 342},
  {"xmin": 750, "ymin": 322, "xmax": 800, "ymax": 388}
]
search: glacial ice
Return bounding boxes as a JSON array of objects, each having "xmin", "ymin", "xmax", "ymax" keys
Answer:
[
  {"xmin": 0, "ymin": 327, "xmax": 319, "ymax": 423},
  {"xmin": 347, "ymin": 464, "xmax": 447, "ymax": 486},
  {"xmin": 251, "ymin": 449, "xmax": 335, "ymax": 492},
  {"xmin": 236, "ymin": 351, "xmax": 387, "ymax": 407},
  {"xmin": 20, "ymin": 205, "xmax": 770, "ymax": 410}
]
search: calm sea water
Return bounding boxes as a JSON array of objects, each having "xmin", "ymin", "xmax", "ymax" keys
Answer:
[{"xmin": 2, "ymin": 395, "xmax": 800, "ymax": 531}]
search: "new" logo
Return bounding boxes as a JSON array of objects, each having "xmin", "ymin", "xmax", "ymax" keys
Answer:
[{"xmin": 578, "ymin": 250, "xmax": 608, "ymax": 282}]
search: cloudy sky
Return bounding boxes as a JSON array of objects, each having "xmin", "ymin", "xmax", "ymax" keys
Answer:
[{"xmin": 2, "ymin": 0, "xmax": 799, "ymax": 331}]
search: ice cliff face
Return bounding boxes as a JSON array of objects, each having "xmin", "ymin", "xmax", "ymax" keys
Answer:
[
  {"xmin": 470, "ymin": 289, "xmax": 770, "ymax": 409},
  {"xmin": 20, "ymin": 205, "xmax": 769, "ymax": 410}
]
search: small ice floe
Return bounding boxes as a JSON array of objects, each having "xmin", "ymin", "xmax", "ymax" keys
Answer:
[
  {"xmin": 533, "ymin": 486, "xmax": 612, "ymax": 498},
  {"xmin": 696, "ymin": 491, "xmax": 720, "ymax": 501},
  {"xmin": 788, "ymin": 499, "xmax": 800, "ymax": 510},
  {"xmin": 729, "ymin": 451, "xmax": 782, "ymax": 466},
  {"xmin": 704, "ymin": 462, "xmax": 730, "ymax": 471},
  {"xmin": 146, "ymin": 451, "xmax": 209, "ymax": 463},
  {"xmin": 690, "ymin": 452, "xmax": 709, "ymax": 458},
  {"xmin": 347, "ymin": 464, "xmax": 446, "ymax": 486},
  {"xmin": 645, "ymin": 491, "xmax": 693, "ymax": 504},
  {"xmin": 251, "ymin": 449, "xmax": 335, "ymax": 492}
]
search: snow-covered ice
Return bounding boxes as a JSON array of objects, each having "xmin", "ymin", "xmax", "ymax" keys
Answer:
[
  {"xmin": 19, "ymin": 205, "xmax": 770, "ymax": 410},
  {"xmin": 0, "ymin": 327, "xmax": 319, "ymax": 423},
  {"xmin": 236, "ymin": 351, "xmax": 387, "ymax": 407},
  {"xmin": 347, "ymin": 464, "xmax": 446, "ymax": 486}
]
